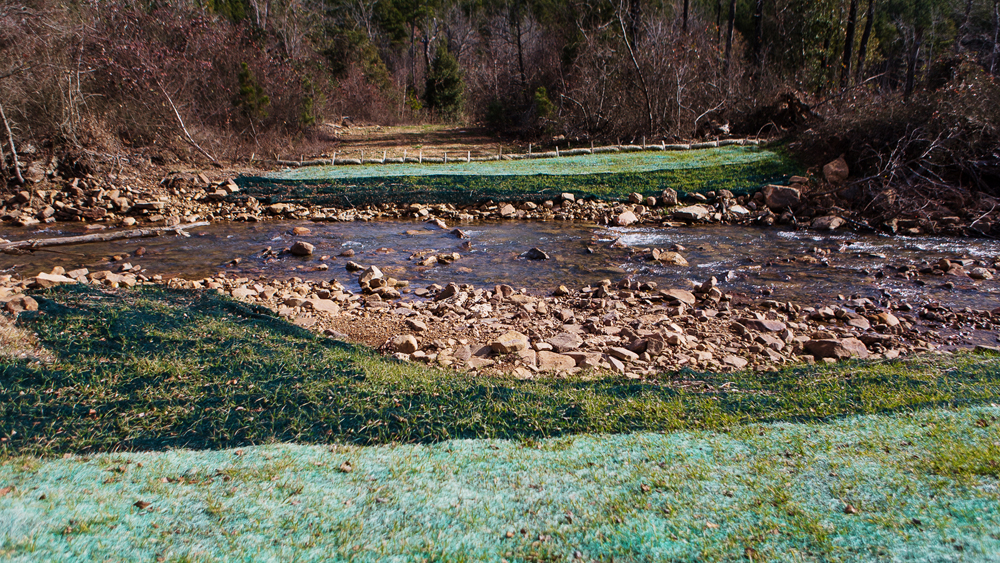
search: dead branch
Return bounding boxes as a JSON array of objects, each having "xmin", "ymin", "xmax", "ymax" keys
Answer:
[
  {"xmin": 0, "ymin": 222, "xmax": 210, "ymax": 252},
  {"xmin": 0, "ymin": 100, "xmax": 24, "ymax": 185},
  {"xmin": 155, "ymin": 80, "xmax": 222, "ymax": 168}
]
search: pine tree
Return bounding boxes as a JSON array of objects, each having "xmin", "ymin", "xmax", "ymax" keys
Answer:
[
  {"xmin": 424, "ymin": 46, "xmax": 464, "ymax": 120},
  {"xmin": 234, "ymin": 62, "xmax": 269, "ymax": 120}
]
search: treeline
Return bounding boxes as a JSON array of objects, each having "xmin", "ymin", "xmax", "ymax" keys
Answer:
[{"xmin": 0, "ymin": 0, "xmax": 998, "ymax": 195}]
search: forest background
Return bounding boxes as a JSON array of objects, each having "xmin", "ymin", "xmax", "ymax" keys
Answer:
[{"xmin": 0, "ymin": 0, "xmax": 998, "ymax": 214}]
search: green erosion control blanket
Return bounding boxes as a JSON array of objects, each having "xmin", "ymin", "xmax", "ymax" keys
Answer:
[
  {"xmin": 2, "ymin": 407, "xmax": 999, "ymax": 562},
  {"xmin": 239, "ymin": 146, "xmax": 799, "ymax": 207}
]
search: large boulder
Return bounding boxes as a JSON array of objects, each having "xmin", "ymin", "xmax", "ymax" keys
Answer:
[
  {"xmin": 761, "ymin": 185, "xmax": 800, "ymax": 211},
  {"xmin": 823, "ymin": 156, "xmax": 849, "ymax": 184}
]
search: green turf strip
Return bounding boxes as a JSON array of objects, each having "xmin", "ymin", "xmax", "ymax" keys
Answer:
[
  {"xmin": 1, "ymin": 285, "xmax": 999, "ymax": 458},
  {"xmin": 239, "ymin": 146, "xmax": 800, "ymax": 207},
  {"xmin": 1, "ymin": 407, "xmax": 998, "ymax": 562}
]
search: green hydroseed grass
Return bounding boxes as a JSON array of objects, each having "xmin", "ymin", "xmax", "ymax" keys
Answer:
[
  {"xmin": 2, "ymin": 286, "xmax": 1000, "ymax": 561},
  {"xmin": 1, "ymin": 408, "xmax": 998, "ymax": 562},
  {"xmin": 1, "ymin": 285, "xmax": 998, "ymax": 458},
  {"xmin": 240, "ymin": 146, "xmax": 800, "ymax": 207}
]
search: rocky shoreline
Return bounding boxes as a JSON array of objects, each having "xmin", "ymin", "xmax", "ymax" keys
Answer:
[{"xmin": 3, "ymin": 253, "xmax": 998, "ymax": 378}]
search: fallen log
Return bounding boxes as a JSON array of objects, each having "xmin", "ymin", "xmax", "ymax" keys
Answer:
[{"xmin": 0, "ymin": 222, "xmax": 210, "ymax": 252}]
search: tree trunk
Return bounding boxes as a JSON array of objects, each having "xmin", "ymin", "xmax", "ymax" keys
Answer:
[
  {"xmin": 683, "ymin": 0, "xmax": 689, "ymax": 33},
  {"xmin": 618, "ymin": 5, "xmax": 653, "ymax": 133},
  {"xmin": 0, "ymin": 101, "xmax": 24, "ymax": 185},
  {"xmin": 855, "ymin": 0, "xmax": 875, "ymax": 83},
  {"xmin": 905, "ymin": 26, "xmax": 923, "ymax": 100},
  {"xmin": 992, "ymin": 1, "xmax": 1000, "ymax": 75},
  {"xmin": 958, "ymin": 0, "xmax": 973, "ymax": 51},
  {"xmin": 512, "ymin": 2, "xmax": 528, "ymax": 104},
  {"xmin": 717, "ymin": 0, "xmax": 723, "ymax": 41},
  {"xmin": 0, "ymin": 223, "xmax": 210, "ymax": 252},
  {"xmin": 753, "ymin": 0, "xmax": 764, "ymax": 66},
  {"xmin": 724, "ymin": 0, "xmax": 737, "ymax": 73},
  {"xmin": 840, "ymin": 0, "xmax": 858, "ymax": 89}
]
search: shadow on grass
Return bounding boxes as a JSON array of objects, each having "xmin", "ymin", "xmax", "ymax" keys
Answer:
[{"xmin": 2, "ymin": 284, "xmax": 999, "ymax": 457}]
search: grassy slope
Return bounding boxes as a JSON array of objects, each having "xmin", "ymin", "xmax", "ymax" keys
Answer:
[
  {"xmin": 1, "ymin": 285, "xmax": 999, "ymax": 457},
  {"xmin": 241, "ymin": 146, "xmax": 800, "ymax": 207},
  {"xmin": 1, "ymin": 408, "xmax": 998, "ymax": 562},
  {"xmin": 1, "ymin": 286, "xmax": 999, "ymax": 562}
]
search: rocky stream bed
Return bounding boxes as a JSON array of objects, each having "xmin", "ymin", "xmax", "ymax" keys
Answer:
[{"xmin": 1, "ymin": 159, "xmax": 998, "ymax": 379}]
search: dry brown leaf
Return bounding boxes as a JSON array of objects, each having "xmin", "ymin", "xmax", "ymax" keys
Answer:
[
  {"xmin": 134, "ymin": 500, "xmax": 151, "ymax": 509},
  {"xmin": 338, "ymin": 461, "xmax": 353, "ymax": 473},
  {"xmin": 0, "ymin": 486, "xmax": 13, "ymax": 497}
]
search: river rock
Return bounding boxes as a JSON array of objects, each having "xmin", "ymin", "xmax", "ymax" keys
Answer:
[
  {"xmin": 359, "ymin": 266, "xmax": 383, "ymax": 284},
  {"xmin": 391, "ymin": 335, "xmax": 419, "ymax": 354},
  {"xmin": 537, "ymin": 351, "xmax": 577, "ymax": 372},
  {"xmin": 290, "ymin": 241, "xmax": 314, "ymax": 256},
  {"xmin": 522, "ymin": 248, "xmax": 549, "ymax": 260},
  {"xmin": 500, "ymin": 204, "xmax": 516, "ymax": 217},
  {"xmin": 607, "ymin": 346, "xmax": 639, "ymax": 362},
  {"xmin": 546, "ymin": 332, "xmax": 584, "ymax": 353},
  {"xmin": 804, "ymin": 338, "xmax": 869, "ymax": 360},
  {"xmin": 723, "ymin": 355, "xmax": 748, "ymax": 369},
  {"xmin": 672, "ymin": 205, "xmax": 709, "ymax": 222},
  {"xmin": 661, "ymin": 288, "xmax": 696, "ymax": 306},
  {"xmin": 31, "ymin": 272, "xmax": 78, "ymax": 288},
  {"xmin": 761, "ymin": 185, "xmax": 800, "ymax": 211},
  {"xmin": 492, "ymin": 331, "xmax": 530, "ymax": 353},
  {"xmin": 742, "ymin": 318, "xmax": 786, "ymax": 332},
  {"xmin": 291, "ymin": 226, "xmax": 311, "ymax": 236},
  {"xmin": 4, "ymin": 295, "xmax": 38, "ymax": 314},
  {"xmin": 970, "ymin": 267, "xmax": 994, "ymax": 280},
  {"xmin": 306, "ymin": 299, "xmax": 340, "ymax": 314},
  {"xmin": 823, "ymin": 156, "xmax": 849, "ymax": 184},
  {"xmin": 231, "ymin": 287, "xmax": 256, "ymax": 300},
  {"xmin": 811, "ymin": 216, "xmax": 845, "ymax": 230},
  {"xmin": 616, "ymin": 210, "xmax": 639, "ymax": 226},
  {"xmin": 652, "ymin": 250, "xmax": 688, "ymax": 266},
  {"xmin": 661, "ymin": 188, "xmax": 678, "ymax": 206}
]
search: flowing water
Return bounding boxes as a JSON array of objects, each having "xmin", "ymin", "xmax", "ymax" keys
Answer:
[{"xmin": 2, "ymin": 220, "xmax": 998, "ymax": 310}]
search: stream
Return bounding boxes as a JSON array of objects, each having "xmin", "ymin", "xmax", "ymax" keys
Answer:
[{"xmin": 2, "ymin": 220, "xmax": 998, "ymax": 311}]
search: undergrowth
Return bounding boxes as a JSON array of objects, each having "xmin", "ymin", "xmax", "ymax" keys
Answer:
[{"xmin": 1, "ymin": 285, "xmax": 998, "ymax": 458}]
